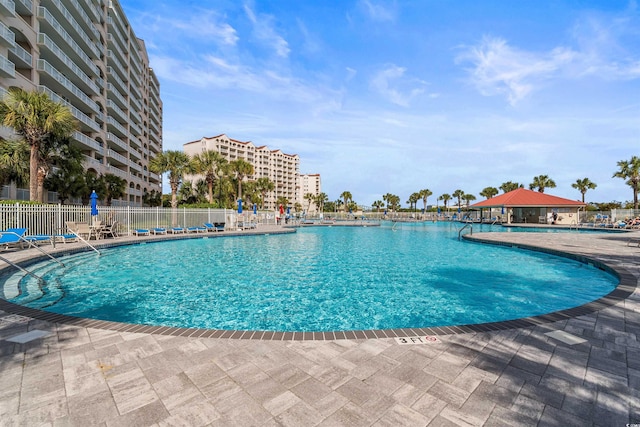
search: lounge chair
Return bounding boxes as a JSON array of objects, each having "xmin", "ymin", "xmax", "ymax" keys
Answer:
[
  {"xmin": 133, "ymin": 229, "xmax": 150, "ymax": 236},
  {"xmin": 0, "ymin": 228, "xmax": 28, "ymax": 250},
  {"xmin": 215, "ymin": 223, "xmax": 225, "ymax": 232},
  {"xmin": 24, "ymin": 235, "xmax": 52, "ymax": 246},
  {"xmin": 187, "ymin": 226, "xmax": 206, "ymax": 233},
  {"xmin": 54, "ymin": 234, "xmax": 79, "ymax": 244},
  {"xmin": 203, "ymin": 223, "xmax": 218, "ymax": 232},
  {"xmin": 100, "ymin": 221, "xmax": 119, "ymax": 238},
  {"xmin": 168, "ymin": 227, "xmax": 185, "ymax": 234},
  {"xmin": 150, "ymin": 227, "xmax": 167, "ymax": 235}
]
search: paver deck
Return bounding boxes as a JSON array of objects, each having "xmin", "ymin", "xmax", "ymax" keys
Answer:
[{"xmin": 0, "ymin": 229, "xmax": 638, "ymax": 426}]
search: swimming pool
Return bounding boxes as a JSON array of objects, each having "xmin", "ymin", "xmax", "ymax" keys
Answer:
[{"xmin": 1, "ymin": 223, "xmax": 617, "ymax": 332}]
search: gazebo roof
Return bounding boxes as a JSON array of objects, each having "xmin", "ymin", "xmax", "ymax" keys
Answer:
[{"xmin": 470, "ymin": 188, "xmax": 585, "ymax": 208}]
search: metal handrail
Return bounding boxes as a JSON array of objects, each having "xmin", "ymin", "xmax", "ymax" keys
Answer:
[{"xmin": 458, "ymin": 223, "xmax": 473, "ymax": 240}]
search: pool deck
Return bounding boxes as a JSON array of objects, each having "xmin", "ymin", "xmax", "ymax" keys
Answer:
[{"xmin": 0, "ymin": 228, "xmax": 639, "ymax": 425}]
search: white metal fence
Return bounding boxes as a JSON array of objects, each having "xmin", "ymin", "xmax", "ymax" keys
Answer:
[{"xmin": 0, "ymin": 204, "xmax": 278, "ymax": 236}]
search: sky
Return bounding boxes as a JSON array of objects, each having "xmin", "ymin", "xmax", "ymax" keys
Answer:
[{"xmin": 119, "ymin": 0, "xmax": 640, "ymax": 207}]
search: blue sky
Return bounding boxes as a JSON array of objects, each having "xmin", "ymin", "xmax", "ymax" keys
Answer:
[{"xmin": 120, "ymin": 0, "xmax": 639, "ymax": 206}]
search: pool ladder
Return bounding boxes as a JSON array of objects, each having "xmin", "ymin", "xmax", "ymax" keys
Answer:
[{"xmin": 458, "ymin": 223, "xmax": 473, "ymax": 240}]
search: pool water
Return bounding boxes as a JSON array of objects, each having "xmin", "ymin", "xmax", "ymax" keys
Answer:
[{"xmin": 1, "ymin": 223, "xmax": 617, "ymax": 332}]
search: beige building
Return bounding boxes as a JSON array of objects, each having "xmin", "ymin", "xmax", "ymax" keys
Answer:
[
  {"xmin": 299, "ymin": 173, "xmax": 322, "ymax": 214},
  {"xmin": 0, "ymin": 0, "xmax": 162, "ymax": 205},
  {"xmin": 183, "ymin": 134, "xmax": 300, "ymax": 210}
]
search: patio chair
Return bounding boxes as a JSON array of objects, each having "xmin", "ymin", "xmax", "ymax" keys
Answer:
[
  {"xmin": 187, "ymin": 226, "xmax": 206, "ymax": 233},
  {"xmin": 168, "ymin": 227, "xmax": 185, "ymax": 234},
  {"xmin": 133, "ymin": 229, "xmax": 150, "ymax": 236},
  {"xmin": 100, "ymin": 221, "xmax": 119, "ymax": 239},
  {"xmin": 151, "ymin": 227, "xmax": 167, "ymax": 235},
  {"xmin": 0, "ymin": 228, "xmax": 28, "ymax": 250},
  {"xmin": 203, "ymin": 223, "xmax": 217, "ymax": 232}
]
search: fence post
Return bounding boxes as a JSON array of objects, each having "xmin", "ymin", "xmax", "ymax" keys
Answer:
[{"xmin": 127, "ymin": 205, "xmax": 131, "ymax": 235}]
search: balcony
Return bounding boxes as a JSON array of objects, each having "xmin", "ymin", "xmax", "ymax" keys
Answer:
[
  {"xmin": 37, "ymin": 59, "xmax": 99, "ymax": 113},
  {"xmin": 0, "ymin": 0, "xmax": 15, "ymax": 18},
  {"xmin": 73, "ymin": 131, "xmax": 102, "ymax": 152},
  {"xmin": 0, "ymin": 53, "xmax": 15, "ymax": 78},
  {"xmin": 107, "ymin": 165, "xmax": 128, "ymax": 180},
  {"xmin": 106, "ymin": 116, "xmax": 127, "ymax": 138},
  {"xmin": 45, "ymin": 0, "xmax": 100, "ymax": 53},
  {"xmin": 83, "ymin": 155, "xmax": 103, "ymax": 171},
  {"xmin": 37, "ymin": 34, "xmax": 100, "ymax": 95},
  {"xmin": 14, "ymin": 0, "xmax": 29, "ymax": 15},
  {"xmin": 106, "ymin": 132, "xmax": 127, "ymax": 151},
  {"xmin": 107, "ymin": 99, "xmax": 127, "ymax": 122},
  {"xmin": 107, "ymin": 66, "xmax": 127, "ymax": 93},
  {"xmin": 37, "ymin": 7, "xmax": 100, "ymax": 63},
  {"xmin": 106, "ymin": 149, "xmax": 128, "ymax": 166},
  {"xmin": 39, "ymin": 86, "xmax": 100, "ymax": 133},
  {"xmin": 9, "ymin": 43, "xmax": 32, "ymax": 68},
  {"xmin": 0, "ymin": 21, "xmax": 15, "ymax": 47},
  {"xmin": 107, "ymin": 83, "xmax": 127, "ymax": 109}
]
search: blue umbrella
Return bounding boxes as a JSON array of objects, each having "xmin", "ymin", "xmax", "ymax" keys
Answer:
[
  {"xmin": 501, "ymin": 207, "xmax": 505, "ymax": 215},
  {"xmin": 237, "ymin": 199, "xmax": 243, "ymax": 214},
  {"xmin": 286, "ymin": 206, "xmax": 290, "ymax": 215},
  {"xmin": 90, "ymin": 190, "xmax": 98, "ymax": 216},
  {"xmin": 253, "ymin": 203, "xmax": 257, "ymax": 215}
]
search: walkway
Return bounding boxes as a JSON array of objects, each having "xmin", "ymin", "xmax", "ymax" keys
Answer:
[{"xmin": 0, "ymin": 230, "xmax": 638, "ymax": 426}]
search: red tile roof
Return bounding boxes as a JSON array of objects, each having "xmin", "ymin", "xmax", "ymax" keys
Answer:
[{"xmin": 471, "ymin": 188, "xmax": 585, "ymax": 208}]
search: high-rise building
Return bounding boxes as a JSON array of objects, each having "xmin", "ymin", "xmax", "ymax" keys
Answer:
[
  {"xmin": 298, "ymin": 173, "xmax": 322, "ymax": 213},
  {"xmin": 183, "ymin": 134, "xmax": 300, "ymax": 210},
  {"xmin": 0, "ymin": 0, "xmax": 162, "ymax": 204}
]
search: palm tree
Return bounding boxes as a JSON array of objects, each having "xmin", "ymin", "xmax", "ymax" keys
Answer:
[
  {"xmin": 191, "ymin": 150, "xmax": 226, "ymax": 204},
  {"xmin": 372, "ymin": 200, "xmax": 384, "ymax": 212},
  {"xmin": 0, "ymin": 88, "xmax": 77, "ymax": 202},
  {"xmin": 463, "ymin": 193, "xmax": 476, "ymax": 209},
  {"xmin": 500, "ymin": 181, "xmax": 523, "ymax": 193},
  {"xmin": 438, "ymin": 193, "xmax": 451, "ymax": 213},
  {"xmin": 613, "ymin": 156, "xmax": 640, "ymax": 209},
  {"xmin": 315, "ymin": 193, "xmax": 328, "ymax": 212},
  {"xmin": 407, "ymin": 192, "xmax": 420, "ymax": 212},
  {"xmin": 304, "ymin": 192, "xmax": 315, "ymax": 213},
  {"xmin": 149, "ymin": 150, "xmax": 193, "ymax": 209},
  {"xmin": 571, "ymin": 178, "xmax": 597, "ymax": 203},
  {"xmin": 340, "ymin": 191, "xmax": 352, "ymax": 213},
  {"xmin": 255, "ymin": 177, "xmax": 275, "ymax": 209},
  {"xmin": 102, "ymin": 173, "xmax": 127, "ymax": 206},
  {"xmin": 480, "ymin": 187, "xmax": 499, "ymax": 199},
  {"xmin": 529, "ymin": 175, "xmax": 556, "ymax": 193},
  {"xmin": 0, "ymin": 139, "xmax": 29, "ymax": 188},
  {"xmin": 229, "ymin": 159, "xmax": 254, "ymax": 200},
  {"xmin": 452, "ymin": 189, "xmax": 465, "ymax": 211},
  {"xmin": 419, "ymin": 189, "xmax": 432, "ymax": 213}
]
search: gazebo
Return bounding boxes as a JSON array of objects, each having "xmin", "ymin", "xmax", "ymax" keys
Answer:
[{"xmin": 470, "ymin": 188, "xmax": 586, "ymax": 225}]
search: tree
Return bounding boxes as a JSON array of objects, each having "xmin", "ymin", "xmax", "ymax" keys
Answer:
[
  {"xmin": 500, "ymin": 181, "xmax": 523, "ymax": 193},
  {"xmin": 571, "ymin": 178, "xmax": 597, "ymax": 203},
  {"xmin": 229, "ymin": 159, "xmax": 254, "ymax": 201},
  {"xmin": 407, "ymin": 192, "xmax": 420, "ymax": 212},
  {"xmin": 149, "ymin": 150, "xmax": 193, "ymax": 209},
  {"xmin": 529, "ymin": 175, "xmax": 556, "ymax": 193},
  {"xmin": 191, "ymin": 150, "xmax": 227, "ymax": 204},
  {"xmin": 438, "ymin": 193, "xmax": 451, "ymax": 212},
  {"xmin": 372, "ymin": 200, "xmax": 384, "ymax": 212},
  {"xmin": 304, "ymin": 193, "xmax": 315, "ymax": 212},
  {"xmin": 44, "ymin": 143, "xmax": 85, "ymax": 203},
  {"xmin": 255, "ymin": 177, "xmax": 275, "ymax": 209},
  {"xmin": 480, "ymin": 187, "xmax": 499, "ymax": 199},
  {"xmin": 314, "ymin": 193, "xmax": 328, "ymax": 212},
  {"xmin": 340, "ymin": 191, "xmax": 352, "ymax": 212},
  {"xmin": 143, "ymin": 189, "xmax": 163, "ymax": 207},
  {"xmin": 613, "ymin": 156, "xmax": 640, "ymax": 210},
  {"xmin": 0, "ymin": 139, "xmax": 29, "ymax": 188},
  {"xmin": 419, "ymin": 189, "xmax": 432, "ymax": 213},
  {"xmin": 0, "ymin": 88, "xmax": 77, "ymax": 202},
  {"xmin": 102, "ymin": 173, "xmax": 127, "ymax": 206},
  {"xmin": 463, "ymin": 193, "xmax": 476, "ymax": 209},
  {"xmin": 452, "ymin": 189, "xmax": 465, "ymax": 211}
]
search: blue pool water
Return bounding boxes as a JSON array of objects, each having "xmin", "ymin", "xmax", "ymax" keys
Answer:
[{"xmin": 1, "ymin": 223, "xmax": 617, "ymax": 332}]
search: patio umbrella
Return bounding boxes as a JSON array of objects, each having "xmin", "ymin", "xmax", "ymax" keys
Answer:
[
  {"xmin": 279, "ymin": 204, "xmax": 284, "ymax": 215},
  {"xmin": 90, "ymin": 190, "xmax": 98, "ymax": 217},
  {"xmin": 253, "ymin": 203, "xmax": 257, "ymax": 215},
  {"xmin": 237, "ymin": 199, "xmax": 243, "ymax": 214}
]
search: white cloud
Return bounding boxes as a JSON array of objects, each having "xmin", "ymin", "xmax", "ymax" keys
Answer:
[
  {"xmin": 457, "ymin": 37, "xmax": 575, "ymax": 106},
  {"xmin": 369, "ymin": 65, "xmax": 426, "ymax": 107},
  {"xmin": 358, "ymin": 0, "xmax": 396, "ymax": 22},
  {"xmin": 243, "ymin": 3, "xmax": 290, "ymax": 58}
]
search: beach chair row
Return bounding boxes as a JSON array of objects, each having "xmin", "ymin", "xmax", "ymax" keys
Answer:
[{"xmin": 133, "ymin": 223, "xmax": 226, "ymax": 236}]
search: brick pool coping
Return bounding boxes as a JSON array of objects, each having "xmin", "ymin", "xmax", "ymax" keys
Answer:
[{"xmin": 0, "ymin": 229, "xmax": 636, "ymax": 340}]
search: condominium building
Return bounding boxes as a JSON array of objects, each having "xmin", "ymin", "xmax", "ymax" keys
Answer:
[
  {"xmin": 183, "ymin": 134, "xmax": 300, "ymax": 210},
  {"xmin": 298, "ymin": 173, "xmax": 322, "ymax": 214},
  {"xmin": 0, "ymin": 0, "xmax": 162, "ymax": 205}
]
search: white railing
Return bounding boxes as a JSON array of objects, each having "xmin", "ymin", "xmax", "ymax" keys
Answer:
[{"xmin": 0, "ymin": 204, "xmax": 279, "ymax": 236}]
